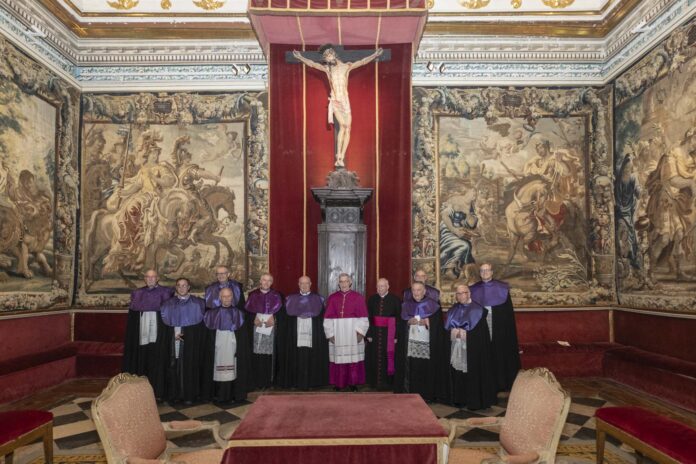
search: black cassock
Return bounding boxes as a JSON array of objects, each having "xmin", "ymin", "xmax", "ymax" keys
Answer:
[
  {"xmin": 471, "ymin": 280, "xmax": 521, "ymax": 392},
  {"xmin": 365, "ymin": 292, "xmax": 401, "ymax": 390},
  {"xmin": 446, "ymin": 303, "xmax": 497, "ymax": 410},
  {"xmin": 153, "ymin": 295, "xmax": 206, "ymax": 403},
  {"xmin": 491, "ymin": 295, "xmax": 521, "ymax": 391},
  {"xmin": 276, "ymin": 293, "xmax": 328, "ymax": 389},
  {"xmin": 244, "ymin": 289, "xmax": 284, "ymax": 389},
  {"xmin": 201, "ymin": 307, "xmax": 252, "ymax": 404},
  {"xmin": 122, "ymin": 285, "xmax": 173, "ymax": 386},
  {"xmin": 394, "ymin": 299, "xmax": 450, "ymax": 403}
]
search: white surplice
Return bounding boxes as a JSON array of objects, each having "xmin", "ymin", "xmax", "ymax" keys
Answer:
[{"xmin": 323, "ymin": 317, "xmax": 369, "ymax": 364}]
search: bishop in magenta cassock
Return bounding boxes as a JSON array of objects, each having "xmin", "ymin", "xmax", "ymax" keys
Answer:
[
  {"xmin": 244, "ymin": 273, "xmax": 283, "ymax": 389},
  {"xmin": 122, "ymin": 269, "xmax": 173, "ymax": 386},
  {"xmin": 323, "ymin": 273, "xmax": 369, "ymax": 391}
]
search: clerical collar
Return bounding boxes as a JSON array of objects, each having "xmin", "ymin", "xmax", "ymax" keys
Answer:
[
  {"xmin": 482, "ymin": 279, "xmax": 493, "ymax": 284},
  {"xmin": 413, "ymin": 296, "xmax": 425, "ymax": 302},
  {"xmin": 218, "ymin": 281, "xmax": 229, "ymax": 288},
  {"xmin": 260, "ymin": 288, "xmax": 270, "ymax": 294},
  {"xmin": 177, "ymin": 294, "xmax": 190, "ymax": 301},
  {"xmin": 378, "ymin": 292, "xmax": 388, "ymax": 298},
  {"xmin": 300, "ymin": 291, "xmax": 311, "ymax": 296},
  {"xmin": 146, "ymin": 284, "xmax": 158, "ymax": 289}
]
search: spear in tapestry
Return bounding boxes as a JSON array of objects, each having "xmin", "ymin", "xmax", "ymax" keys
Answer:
[{"xmin": 116, "ymin": 124, "xmax": 132, "ymax": 210}]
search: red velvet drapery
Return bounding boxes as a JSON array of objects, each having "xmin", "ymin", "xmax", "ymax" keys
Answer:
[{"xmin": 269, "ymin": 43, "xmax": 411, "ymax": 297}]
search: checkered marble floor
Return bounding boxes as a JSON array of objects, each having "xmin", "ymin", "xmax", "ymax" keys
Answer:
[{"xmin": 40, "ymin": 389, "xmax": 619, "ymax": 453}]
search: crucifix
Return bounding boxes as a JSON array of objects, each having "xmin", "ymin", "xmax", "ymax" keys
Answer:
[{"xmin": 287, "ymin": 44, "xmax": 391, "ymax": 169}]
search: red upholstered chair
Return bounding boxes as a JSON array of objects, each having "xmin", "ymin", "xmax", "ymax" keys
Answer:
[
  {"xmin": 595, "ymin": 406, "xmax": 696, "ymax": 464},
  {"xmin": 0, "ymin": 410, "xmax": 53, "ymax": 464},
  {"xmin": 444, "ymin": 367, "xmax": 571, "ymax": 464},
  {"xmin": 92, "ymin": 373, "xmax": 226, "ymax": 464}
]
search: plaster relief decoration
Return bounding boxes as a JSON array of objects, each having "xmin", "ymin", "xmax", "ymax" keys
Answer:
[
  {"xmin": 614, "ymin": 19, "xmax": 696, "ymax": 313},
  {"xmin": 0, "ymin": 37, "xmax": 79, "ymax": 311},
  {"xmin": 79, "ymin": 91, "xmax": 268, "ymax": 306},
  {"xmin": 413, "ymin": 86, "xmax": 613, "ymax": 306}
]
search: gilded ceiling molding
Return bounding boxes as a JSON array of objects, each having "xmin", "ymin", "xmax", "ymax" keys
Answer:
[
  {"xmin": 193, "ymin": 0, "xmax": 226, "ymax": 11},
  {"xmin": 460, "ymin": 0, "xmax": 490, "ymax": 8},
  {"xmin": 541, "ymin": 0, "xmax": 575, "ymax": 8},
  {"xmin": 106, "ymin": 0, "xmax": 139, "ymax": 10}
]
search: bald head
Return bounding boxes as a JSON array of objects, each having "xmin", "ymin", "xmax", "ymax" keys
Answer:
[
  {"xmin": 298, "ymin": 275, "xmax": 312, "ymax": 293},
  {"xmin": 143, "ymin": 269, "xmax": 158, "ymax": 288},
  {"xmin": 377, "ymin": 278, "xmax": 389, "ymax": 296},
  {"xmin": 219, "ymin": 287, "xmax": 234, "ymax": 307},
  {"xmin": 414, "ymin": 269, "xmax": 427, "ymax": 283}
]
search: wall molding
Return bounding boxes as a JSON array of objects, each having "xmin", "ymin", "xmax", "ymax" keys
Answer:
[{"xmin": 0, "ymin": 0, "xmax": 693, "ymax": 89}]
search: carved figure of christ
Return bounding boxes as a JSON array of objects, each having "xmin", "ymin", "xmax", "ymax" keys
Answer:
[{"xmin": 288, "ymin": 45, "xmax": 389, "ymax": 169}]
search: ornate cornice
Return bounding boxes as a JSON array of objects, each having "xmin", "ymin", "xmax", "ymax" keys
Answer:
[{"xmin": 0, "ymin": 0, "xmax": 693, "ymax": 88}]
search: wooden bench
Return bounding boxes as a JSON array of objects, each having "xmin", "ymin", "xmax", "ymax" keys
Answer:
[
  {"xmin": 0, "ymin": 410, "xmax": 53, "ymax": 464},
  {"xmin": 595, "ymin": 406, "xmax": 696, "ymax": 464}
]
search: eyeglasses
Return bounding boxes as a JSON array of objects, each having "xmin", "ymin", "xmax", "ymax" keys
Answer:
[
  {"xmin": 216, "ymin": 273, "xmax": 229, "ymax": 276},
  {"xmin": 455, "ymin": 292, "xmax": 469, "ymax": 295}
]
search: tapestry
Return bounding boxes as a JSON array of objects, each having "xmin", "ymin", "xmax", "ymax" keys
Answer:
[
  {"xmin": 614, "ymin": 19, "xmax": 696, "ymax": 312},
  {"xmin": 413, "ymin": 86, "xmax": 614, "ymax": 306},
  {"xmin": 78, "ymin": 92, "xmax": 268, "ymax": 306},
  {"xmin": 0, "ymin": 37, "xmax": 79, "ymax": 311}
]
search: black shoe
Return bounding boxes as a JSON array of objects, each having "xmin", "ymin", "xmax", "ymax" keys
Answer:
[
  {"xmin": 349, "ymin": 385, "xmax": 358, "ymax": 392},
  {"xmin": 333, "ymin": 386, "xmax": 341, "ymax": 392}
]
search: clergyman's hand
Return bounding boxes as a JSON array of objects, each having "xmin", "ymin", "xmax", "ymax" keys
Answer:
[
  {"xmin": 357, "ymin": 333, "xmax": 364, "ymax": 343},
  {"xmin": 254, "ymin": 317, "xmax": 262, "ymax": 327},
  {"xmin": 265, "ymin": 315, "xmax": 275, "ymax": 328},
  {"xmin": 329, "ymin": 336, "xmax": 335, "ymax": 343}
]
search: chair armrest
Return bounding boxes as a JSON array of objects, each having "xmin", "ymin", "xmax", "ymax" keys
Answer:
[
  {"xmin": 163, "ymin": 420, "xmax": 226, "ymax": 449},
  {"xmin": 464, "ymin": 417, "xmax": 503, "ymax": 428}
]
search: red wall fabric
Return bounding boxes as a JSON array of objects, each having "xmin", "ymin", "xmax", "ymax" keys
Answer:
[
  {"xmin": 74, "ymin": 312, "xmax": 128, "ymax": 343},
  {"xmin": 269, "ymin": 43, "xmax": 411, "ymax": 297},
  {"xmin": 614, "ymin": 311, "xmax": 696, "ymax": 363},
  {"xmin": 0, "ymin": 313, "xmax": 71, "ymax": 362},
  {"xmin": 515, "ymin": 310, "xmax": 610, "ymax": 344}
]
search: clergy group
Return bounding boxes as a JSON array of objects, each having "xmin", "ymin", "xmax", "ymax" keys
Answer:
[{"xmin": 122, "ymin": 263, "xmax": 520, "ymax": 409}]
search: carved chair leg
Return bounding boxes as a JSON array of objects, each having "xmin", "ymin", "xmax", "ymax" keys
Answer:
[
  {"xmin": 6, "ymin": 452, "xmax": 14, "ymax": 464},
  {"xmin": 43, "ymin": 425, "xmax": 54, "ymax": 463},
  {"xmin": 595, "ymin": 428, "xmax": 606, "ymax": 464}
]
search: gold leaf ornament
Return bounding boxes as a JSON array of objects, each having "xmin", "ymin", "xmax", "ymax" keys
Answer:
[
  {"xmin": 107, "ymin": 0, "xmax": 139, "ymax": 9},
  {"xmin": 460, "ymin": 0, "xmax": 491, "ymax": 8},
  {"xmin": 541, "ymin": 0, "xmax": 575, "ymax": 7},
  {"xmin": 193, "ymin": 0, "xmax": 226, "ymax": 10},
  {"xmin": 161, "ymin": 0, "xmax": 172, "ymax": 9},
  {"xmin": 511, "ymin": 0, "xmax": 522, "ymax": 8}
]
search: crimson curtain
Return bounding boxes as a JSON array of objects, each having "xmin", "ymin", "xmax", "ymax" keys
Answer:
[{"xmin": 269, "ymin": 43, "xmax": 412, "ymax": 297}]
